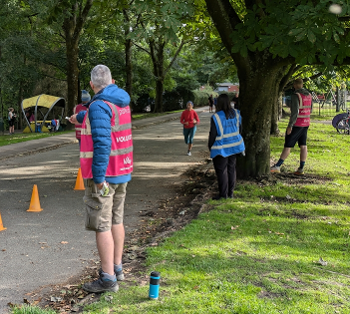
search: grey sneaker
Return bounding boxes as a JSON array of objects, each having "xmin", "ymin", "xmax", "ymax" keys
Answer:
[
  {"xmin": 115, "ymin": 268, "xmax": 125, "ymax": 281},
  {"xmin": 270, "ymin": 164, "xmax": 280, "ymax": 173},
  {"xmin": 99, "ymin": 267, "xmax": 125, "ymax": 281},
  {"xmin": 83, "ymin": 273, "xmax": 118, "ymax": 293},
  {"xmin": 294, "ymin": 168, "xmax": 304, "ymax": 176},
  {"xmin": 187, "ymin": 151, "xmax": 192, "ymax": 156}
]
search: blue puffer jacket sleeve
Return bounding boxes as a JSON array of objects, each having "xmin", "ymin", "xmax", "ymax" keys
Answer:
[
  {"xmin": 76, "ymin": 110, "xmax": 87, "ymax": 124},
  {"xmin": 88, "ymin": 101, "xmax": 112, "ymax": 184}
]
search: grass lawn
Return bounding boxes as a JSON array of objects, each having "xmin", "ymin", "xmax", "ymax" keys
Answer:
[
  {"xmin": 12, "ymin": 119, "xmax": 350, "ymax": 314},
  {"xmin": 0, "ymin": 131, "xmax": 74, "ymax": 147}
]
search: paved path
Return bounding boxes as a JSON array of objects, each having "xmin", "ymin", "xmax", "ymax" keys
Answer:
[{"xmin": 0, "ymin": 108, "xmax": 211, "ymax": 313}]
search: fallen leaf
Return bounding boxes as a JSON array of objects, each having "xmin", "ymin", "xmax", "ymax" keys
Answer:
[
  {"xmin": 32, "ymin": 299, "xmax": 41, "ymax": 305},
  {"xmin": 318, "ymin": 257, "xmax": 327, "ymax": 266}
]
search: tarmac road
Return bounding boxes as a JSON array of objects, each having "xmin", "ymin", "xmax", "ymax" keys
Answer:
[{"xmin": 0, "ymin": 108, "xmax": 211, "ymax": 313}]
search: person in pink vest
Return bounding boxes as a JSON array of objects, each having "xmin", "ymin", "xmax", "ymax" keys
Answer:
[
  {"xmin": 271, "ymin": 78, "xmax": 312, "ymax": 175},
  {"xmin": 69, "ymin": 65, "xmax": 132, "ymax": 293},
  {"xmin": 73, "ymin": 90, "xmax": 90, "ymax": 145}
]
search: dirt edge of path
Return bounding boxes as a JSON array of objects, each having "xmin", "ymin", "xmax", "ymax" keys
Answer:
[{"xmin": 9, "ymin": 159, "xmax": 217, "ymax": 313}]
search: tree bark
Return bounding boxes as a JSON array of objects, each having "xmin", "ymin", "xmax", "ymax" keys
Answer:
[
  {"xmin": 65, "ymin": 31, "xmax": 79, "ymax": 116},
  {"xmin": 125, "ymin": 38, "xmax": 133, "ymax": 100},
  {"xmin": 236, "ymin": 52, "xmax": 286, "ymax": 177},
  {"xmin": 149, "ymin": 39, "xmax": 165, "ymax": 113},
  {"xmin": 123, "ymin": 10, "xmax": 133, "ymax": 102},
  {"xmin": 62, "ymin": 1, "xmax": 93, "ymax": 117}
]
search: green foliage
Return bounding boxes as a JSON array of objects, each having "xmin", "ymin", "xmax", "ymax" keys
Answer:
[
  {"xmin": 229, "ymin": 0, "xmax": 350, "ymax": 67},
  {"xmin": 192, "ymin": 86, "xmax": 216, "ymax": 106}
]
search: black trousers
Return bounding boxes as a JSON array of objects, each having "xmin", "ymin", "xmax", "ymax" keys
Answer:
[{"xmin": 213, "ymin": 154, "xmax": 237, "ymax": 198}]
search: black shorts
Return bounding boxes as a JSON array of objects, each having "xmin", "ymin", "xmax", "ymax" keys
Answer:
[
  {"xmin": 284, "ymin": 126, "xmax": 308, "ymax": 148},
  {"xmin": 8, "ymin": 120, "xmax": 14, "ymax": 127}
]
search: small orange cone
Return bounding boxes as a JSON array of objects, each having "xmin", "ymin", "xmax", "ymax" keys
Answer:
[
  {"xmin": 74, "ymin": 168, "xmax": 85, "ymax": 190},
  {"xmin": 27, "ymin": 184, "xmax": 43, "ymax": 212},
  {"xmin": 0, "ymin": 213, "xmax": 6, "ymax": 231}
]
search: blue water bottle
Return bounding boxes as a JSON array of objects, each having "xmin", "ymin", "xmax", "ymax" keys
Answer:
[{"xmin": 149, "ymin": 271, "xmax": 160, "ymax": 300}]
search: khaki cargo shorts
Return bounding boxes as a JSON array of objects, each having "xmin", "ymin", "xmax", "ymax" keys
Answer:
[{"xmin": 83, "ymin": 179, "xmax": 128, "ymax": 232}]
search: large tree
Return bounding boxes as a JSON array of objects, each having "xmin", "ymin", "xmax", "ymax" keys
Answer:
[{"xmin": 204, "ymin": 0, "xmax": 350, "ymax": 177}]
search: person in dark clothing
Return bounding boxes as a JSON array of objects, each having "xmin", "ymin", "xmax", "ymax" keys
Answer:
[
  {"xmin": 231, "ymin": 94, "xmax": 239, "ymax": 109},
  {"xmin": 208, "ymin": 94, "xmax": 245, "ymax": 200},
  {"xmin": 271, "ymin": 78, "xmax": 312, "ymax": 175},
  {"xmin": 208, "ymin": 94, "xmax": 214, "ymax": 113}
]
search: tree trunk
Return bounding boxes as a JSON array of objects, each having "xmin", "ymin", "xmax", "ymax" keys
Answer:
[
  {"xmin": 65, "ymin": 37, "xmax": 79, "ymax": 116},
  {"xmin": 154, "ymin": 79, "xmax": 164, "ymax": 112},
  {"xmin": 270, "ymin": 94, "xmax": 282, "ymax": 135},
  {"xmin": 152, "ymin": 43, "xmax": 164, "ymax": 113},
  {"xmin": 278, "ymin": 93, "xmax": 283, "ymax": 120},
  {"xmin": 125, "ymin": 38, "xmax": 133, "ymax": 101},
  {"xmin": 62, "ymin": 1, "xmax": 93, "ymax": 119},
  {"xmin": 236, "ymin": 53, "xmax": 286, "ymax": 178}
]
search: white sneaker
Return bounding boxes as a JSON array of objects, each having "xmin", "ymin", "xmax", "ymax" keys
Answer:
[
  {"xmin": 270, "ymin": 164, "xmax": 280, "ymax": 173},
  {"xmin": 187, "ymin": 151, "xmax": 191, "ymax": 156}
]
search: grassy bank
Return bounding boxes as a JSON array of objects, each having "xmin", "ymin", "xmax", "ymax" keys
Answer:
[
  {"xmin": 0, "ymin": 131, "xmax": 74, "ymax": 147},
  {"xmin": 13, "ymin": 119, "xmax": 350, "ymax": 313}
]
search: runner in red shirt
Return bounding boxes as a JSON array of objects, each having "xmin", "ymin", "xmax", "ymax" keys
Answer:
[{"xmin": 180, "ymin": 101, "xmax": 200, "ymax": 156}]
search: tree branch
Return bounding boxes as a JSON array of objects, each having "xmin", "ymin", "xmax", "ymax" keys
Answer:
[
  {"xmin": 134, "ymin": 43, "xmax": 151, "ymax": 55},
  {"xmin": 279, "ymin": 63, "xmax": 297, "ymax": 92},
  {"xmin": 204, "ymin": 0, "xmax": 246, "ymax": 66},
  {"xmin": 164, "ymin": 40, "xmax": 186, "ymax": 76},
  {"xmin": 73, "ymin": 0, "xmax": 93, "ymax": 40},
  {"xmin": 305, "ymin": 72, "xmax": 323, "ymax": 81}
]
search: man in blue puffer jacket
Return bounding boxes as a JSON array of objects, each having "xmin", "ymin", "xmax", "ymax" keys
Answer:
[{"xmin": 70, "ymin": 65, "xmax": 132, "ymax": 293}]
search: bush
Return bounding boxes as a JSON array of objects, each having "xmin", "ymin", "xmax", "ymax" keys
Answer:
[
  {"xmin": 163, "ymin": 90, "xmax": 183, "ymax": 111},
  {"xmin": 218, "ymin": 91, "xmax": 238, "ymax": 101}
]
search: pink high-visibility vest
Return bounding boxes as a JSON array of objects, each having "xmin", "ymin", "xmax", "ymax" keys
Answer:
[
  {"xmin": 73, "ymin": 104, "xmax": 87, "ymax": 140},
  {"xmin": 80, "ymin": 101, "xmax": 133, "ymax": 179},
  {"xmin": 294, "ymin": 93, "xmax": 312, "ymax": 127}
]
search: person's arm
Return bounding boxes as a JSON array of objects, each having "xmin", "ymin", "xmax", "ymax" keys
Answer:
[
  {"xmin": 208, "ymin": 117, "xmax": 217, "ymax": 150},
  {"xmin": 76, "ymin": 110, "xmax": 87, "ymax": 124},
  {"xmin": 288, "ymin": 94, "xmax": 299, "ymax": 129},
  {"xmin": 89, "ymin": 101, "xmax": 112, "ymax": 185},
  {"xmin": 194, "ymin": 111, "xmax": 200, "ymax": 124},
  {"xmin": 180, "ymin": 111, "xmax": 185, "ymax": 124}
]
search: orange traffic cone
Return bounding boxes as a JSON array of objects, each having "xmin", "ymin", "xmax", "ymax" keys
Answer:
[
  {"xmin": 74, "ymin": 168, "xmax": 85, "ymax": 190},
  {"xmin": 27, "ymin": 184, "xmax": 43, "ymax": 212},
  {"xmin": 0, "ymin": 213, "xmax": 6, "ymax": 231}
]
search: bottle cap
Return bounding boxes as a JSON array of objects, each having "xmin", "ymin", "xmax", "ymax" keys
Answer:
[{"xmin": 150, "ymin": 271, "xmax": 160, "ymax": 278}]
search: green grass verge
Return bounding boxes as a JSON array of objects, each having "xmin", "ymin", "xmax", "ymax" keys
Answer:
[
  {"xmin": 11, "ymin": 305, "xmax": 56, "ymax": 314},
  {"xmin": 0, "ymin": 131, "xmax": 74, "ymax": 147},
  {"xmin": 12, "ymin": 119, "xmax": 350, "ymax": 314}
]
